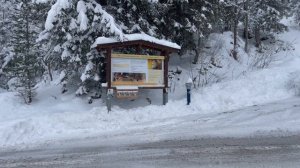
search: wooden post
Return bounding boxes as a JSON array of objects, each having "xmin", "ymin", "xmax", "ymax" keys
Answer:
[
  {"xmin": 106, "ymin": 48, "xmax": 112, "ymax": 112},
  {"xmin": 162, "ymin": 50, "xmax": 169, "ymax": 105},
  {"xmin": 164, "ymin": 53, "xmax": 169, "ymax": 89},
  {"xmin": 163, "ymin": 88, "xmax": 168, "ymax": 105},
  {"xmin": 107, "ymin": 48, "xmax": 112, "ymax": 88}
]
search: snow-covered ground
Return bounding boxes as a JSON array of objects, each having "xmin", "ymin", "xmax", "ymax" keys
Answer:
[{"xmin": 1, "ymin": 19, "xmax": 300, "ymax": 149}]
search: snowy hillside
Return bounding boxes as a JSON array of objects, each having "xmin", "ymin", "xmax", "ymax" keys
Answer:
[{"xmin": 1, "ymin": 19, "xmax": 300, "ymax": 149}]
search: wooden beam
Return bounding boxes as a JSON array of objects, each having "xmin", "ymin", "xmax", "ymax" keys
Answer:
[
  {"xmin": 138, "ymin": 87, "xmax": 165, "ymax": 89},
  {"xmin": 107, "ymin": 48, "xmax": 112, "ymax": 88},
  {"xmin": 136, "ymin": 44, "xmax": 142, "ymax": 54}
]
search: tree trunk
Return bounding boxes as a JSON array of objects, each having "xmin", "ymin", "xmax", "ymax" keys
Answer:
[
  {"xmin": 25, "ymin": 4, "xmax": 34, "ymax": 104},
  {"xmin": 47, "ymin": 62, "xmax": 53, "ymax": 81},
  {"xmin": 232, "ymin": 18, "xmax": 238, "ymax": 60},
  {"xmin": 255, "ymin": 27, "xmax": 261, "ymax": 48},
  {"xmin": 193, "ymin": 35, "xmax": 202, "ymax": 64},
  {"xmin": 233, "ymin": 22, "xmax": 238, "ymax": 58},
  {"xmin": 244, "ymin": 0, "xmax": 249, "ymax": 53},
  {"xmin": 27, "ymin": 85, "xmax": 32, "ymax": 104},
  {"xmin": 193, "ymin": 47, "xmax": 201, "ymax": 64},
  {"xmin": 2, "ymin": 9, "xmax": 4, "ymax": 26},
  {"xmin": 232, "ymin": 0, "xmax": 239, "ymax": 60}
]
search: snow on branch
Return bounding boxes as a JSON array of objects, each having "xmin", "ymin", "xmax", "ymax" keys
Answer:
[
  {"xmin": 80, "ymin": 61, "xmax": 94, "ymax": 82},
  {"xmin": 45, "ymin": 0, "xmax": 71, "ymax": 30},
  {"xmin": 94, "ymin": 3, "xmax": 124, "ymax": 41},
  {"xmin": 0, "ymin": 50, "xmax": 13, "ymax": 72},
  {"xmin": 77, "ymin": 1, "xmax": 88, "ymax": 31}
]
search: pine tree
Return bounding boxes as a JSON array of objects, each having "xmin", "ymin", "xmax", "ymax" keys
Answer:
[
  {"xmin": 188, "ymin": 0, "xmax": 220, "ymax": 64},
  {"xmin": 221, "ymin": 0, "xmax": 245, "ymax": 60},
  {"xmin": 292, "ymin": 0, "xmax": 300, "ymax": 25},
  {"xmin": 39, "ymin": 0, "xmax": 124, "ymax": 96},
  {"xmin": 3, "ymin": 0, "xmax": 42, "ymax": 103},
  {"xmin": 0, "ymin": 0, "xmax": 14, "ymax": 88},
  {"xmin": 154, "ymin": 0, "xmax": 220, "ymax": 63},
  {"xmin": 248, "ymin": 0, "xmax": 288, "ymax": 48},
  {"xmin": 106, "ymin": 0, "xmax": 160, "ymax": 36},
  {"xmin": 243, "ymin": 0, "xmax": 249, "ymax": 53},
  {"xmin": 0, "ymin": 0, "xmax": 12, "ymax": 69}
]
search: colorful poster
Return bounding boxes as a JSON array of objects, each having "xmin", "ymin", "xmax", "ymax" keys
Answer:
[
  {"xmin": 148, "ymin": 59, "xmax": 162, "ymax": 70},
  {"xmin": 111, "ymin": 54, "xmax": 164, "ymax": 87}
]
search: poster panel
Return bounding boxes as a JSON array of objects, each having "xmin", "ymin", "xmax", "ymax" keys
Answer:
[{"xmin": 111, "ymin": 54, "xmax": 164, "ymax": 87}]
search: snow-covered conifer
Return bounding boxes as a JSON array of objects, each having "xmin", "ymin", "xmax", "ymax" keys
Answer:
[
  {"xmin": 3, "ymin": 0, "xmax": 44, "ymax": 103},
  {"xmin": 248, "ymin": 0, "xmax": 288, "ymax": 48},
  {"xmin": 39, "ymin": 0, "xmax": 124, "ymax": 96}
]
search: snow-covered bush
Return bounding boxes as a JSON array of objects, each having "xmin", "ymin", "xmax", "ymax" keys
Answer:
[{"xmin": 286, "ymin": 71, "xmax": 300, "ymax": 96}]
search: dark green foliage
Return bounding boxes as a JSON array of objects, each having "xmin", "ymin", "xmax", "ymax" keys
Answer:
[
  {"xmin": 3, "ymin": 0, "xmax": 44, "ymax": 103},
  {"xmin": 0, "ymin": 0, "xmax": 299, "ymax": 103},
  {"xmin": 291, "ymin": 0, "xmax": 300, "ymax": 25}
]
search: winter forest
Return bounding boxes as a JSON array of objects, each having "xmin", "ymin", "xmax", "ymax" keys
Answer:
[{"xmin": 0, "ymin": 0, "xmax": 300, "ymax": 104}]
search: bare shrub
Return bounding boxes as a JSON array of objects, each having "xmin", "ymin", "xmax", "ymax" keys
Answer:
[
  {"xmin": 190, "ymin": 37, "xmax": 225, "ymax": 88},
  {"xmin": 250, "ymin": 40, "xmax": 295, "ymax": 69}
]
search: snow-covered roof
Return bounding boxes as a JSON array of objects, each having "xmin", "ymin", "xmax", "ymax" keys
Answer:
[{"xmin": 92, "ymin": 33, "xmax": 181, "ymax": 50}]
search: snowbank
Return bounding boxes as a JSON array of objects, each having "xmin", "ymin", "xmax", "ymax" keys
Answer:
[{"xmin": 1, "ymin": 23, "xmax": 300, "ymax": 149}]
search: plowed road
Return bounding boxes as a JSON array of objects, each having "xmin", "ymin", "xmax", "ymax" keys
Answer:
[{"xmin": 1, "ymin": 136, "xmax": 300, "ymax": 168}]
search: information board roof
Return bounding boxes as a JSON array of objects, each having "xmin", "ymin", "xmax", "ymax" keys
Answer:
[{"xmin": 92, "ymin": 33, "xmax": 181, "ymax": 52}]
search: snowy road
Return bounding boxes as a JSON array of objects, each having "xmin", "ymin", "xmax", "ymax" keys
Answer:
[
  {"xmin": 1, "ymin": 135, "xmax": 300, "ymax": 168},
  {"xmin": 1, "ymin": 97, "xmax": 300, "ymax": 167}
]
